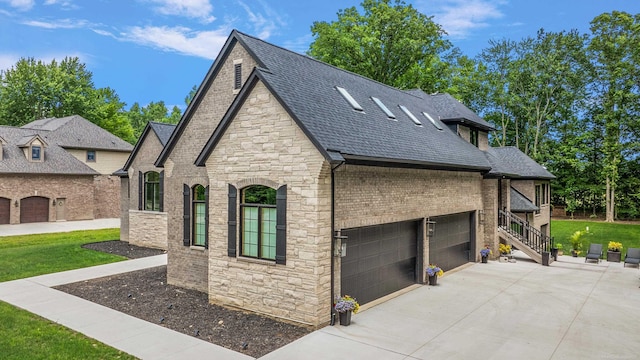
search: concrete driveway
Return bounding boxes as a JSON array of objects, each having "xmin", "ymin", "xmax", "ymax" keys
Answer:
[
  {"xmin": 0, "ymin": 218, "xmax": 119, "ymax": 236},
  {"xmin": 262, "ymin": 253, "xmax": 640, "ymax": 360}
]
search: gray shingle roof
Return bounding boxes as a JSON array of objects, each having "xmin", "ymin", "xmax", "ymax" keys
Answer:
[
  {"xmin": 149, "ymin": 122, "xmax": 175, "ymax": 146},
  {"xmin": 120, "ymin": 121, "xmax": 176, "ymax": 175},
  {"xmin": 0, "ymin": 125, "xmax": 98, "ymax": 175},
  {"xmin": 22, "ymin": 115, "xmax": 133, "ymax": 152},
  {"xmin": 510, "ymin": 187, "xmax": 539, "ymax": 212},
  {"xmin": 428, "ymin": 93, "xmax": 495, "ymax": 131},
  {"xmin": 485, "ymin": 147, "xmax": 555, "ymax": 179},
  {"xmin": 197, "ymin": 30, "xmax": 491, "ymax": 171}
]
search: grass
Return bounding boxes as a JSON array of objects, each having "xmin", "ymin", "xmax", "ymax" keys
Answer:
[
  {"xmin": 551, "ymin": 219, "xmax": 640, "ymax": 256},
  {"xmin": 0, "ymin": 228, "xmax": 125, "ymax": 282},
  {"xmin": 0, "ymin": 229, "xmax": 137, "ymax": 359},
  {"xmin": 0, "ymin": 300, "xmax": 136, "ymax": 360}
]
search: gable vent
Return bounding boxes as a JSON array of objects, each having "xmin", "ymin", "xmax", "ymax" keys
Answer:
[
  {"xmin": 336, "ymin": 86, "xmax": 364, "ymax": 112},
  {"xmin": 371, "ymin": 97, "xmax": 396, "ymax": 119},
  {"xmin": 399, "ymin": 105, "xmax": 422, "ymax": 126},
  {"xmin": 423, "ymin": 112, "xmax": 443, "ymax": 131}
]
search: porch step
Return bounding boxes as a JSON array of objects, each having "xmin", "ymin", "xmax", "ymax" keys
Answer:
[{"xmin": 498, "ymin": 227, "xmax": 543, "ymax": 264}]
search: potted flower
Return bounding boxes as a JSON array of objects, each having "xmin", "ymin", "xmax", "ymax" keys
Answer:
[
  {"xmin": 498, "ymin": 243, "xmax": 512, "ymax": 262},
  {"xmin": 607, "ymin": 241, "xmax": 622, "ymax": 262},
  {"xmin": 425, "ymin": 264, "xmax": 444, "ymax": 286},
  {"xmin": 480, "ymin": 246, "xmax": 491, "ymax": 263},
  {"xmin": 556, "ymin": 243, "xmax": 564, "ymax": 256},
  {"xmin": 334, "ymin": 295, "xmax": 359, "ymax": 326}
]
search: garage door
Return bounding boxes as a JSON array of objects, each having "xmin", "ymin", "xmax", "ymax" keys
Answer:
[
  {"xmin": 20, "ymin": 196, "xmax": 49, "ymax": 223},
  {"xmin": 0, "ymin": 197, "xmax": 9, "ymax": 224},
  {"xmin": 429, "ymin": 212, "xmax": 473, "ymax": 272},
  {"xmin": 341, "ymin": 220, "xmax": 420, "ymax": 305}
]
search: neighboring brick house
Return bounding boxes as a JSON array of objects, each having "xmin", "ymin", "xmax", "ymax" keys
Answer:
[
  {"xmin": 0, "ymin": 115, "xmax": 132, "ymax": 224},
  {"xmin": 120, "ymin": 30, "xmax": 554, "ymax": 327}
]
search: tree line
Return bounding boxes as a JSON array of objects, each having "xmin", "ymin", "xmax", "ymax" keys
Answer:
[
  {"xmin": 0, "ymin": 57, "xmax": 194, "ymax": 143},
  {"xmin": 1, "ymin": 0, "xmax": 638, "ymax": 220},
  {"xmin": 309, "ymin": 1, "xmax": 640, "ymax": 221}
]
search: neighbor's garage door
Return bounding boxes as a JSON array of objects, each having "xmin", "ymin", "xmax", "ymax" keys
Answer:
[
  {"xmin": 20, "ymin": 196, "xmax": 49, "ymax": 223},
  {"xmin": 341, "ymin": 220, "xmax": 419, "ymax": 305},
  {"xmin": 0, "ymin": 197, "xmax": 9, "ymax": 224},
  {"xmin": 429, "ymin": 212, "xmax": 473, "ymax": 272}
]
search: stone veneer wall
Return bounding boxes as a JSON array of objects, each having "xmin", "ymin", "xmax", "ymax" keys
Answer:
[
  {"xmin": 165, "ymin": 42, "xmax": 258, "ymax": 293},
  {"xmin": 128, "ymin": 210, "xmax": 168, "ymax": 249},
  {"xmin": 205, "ymin": 81, "xmax": 332, "ymax": 327},
  {"xmin": 0, "ymin": 174, "xmax": 94, "ymax": 224},
  {"xmin": 120, "ymin": 177, "xmax": 130, "ymax": 241}
]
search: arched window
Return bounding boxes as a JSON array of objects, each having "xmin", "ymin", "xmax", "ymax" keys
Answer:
[
  {"xmin": 144, "ymin": 171, "xmax": 160, "ymax": 211},
  {"xmin": 192, "ymin": 184, "xmax": 206, "ymax": 247},
  {"xmin": 241, "ymin": 185, "xmax": 277, "ymax": 260}
]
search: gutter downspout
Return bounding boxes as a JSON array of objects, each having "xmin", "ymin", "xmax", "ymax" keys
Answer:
[{"xmin": 330, "ymin": 160, "xmax": 345, "ymax": 326}]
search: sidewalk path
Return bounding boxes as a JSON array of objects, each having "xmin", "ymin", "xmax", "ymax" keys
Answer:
[
  {"xmin": 0, "ymin": 255, "xmax": 253, "ymax": 360},
  {"xmin": 0, "ymin": 218, "xmax": 120, "ymax": 237}
]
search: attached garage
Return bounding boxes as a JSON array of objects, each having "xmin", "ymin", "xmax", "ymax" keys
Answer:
[
  {"xmin": 341, "ymin": 220, "xmax": 422, "ymax": 305},
  {"xmin": 20, "ymin": 196, "xmax": 49, "ymax": 223},
  {"xmin": 0, "ymin": 197, "xmax": 9, "ymax": 224},
  {"xmin": 429, "ymin": 212, "xmax": 474, "ymax": 272}
]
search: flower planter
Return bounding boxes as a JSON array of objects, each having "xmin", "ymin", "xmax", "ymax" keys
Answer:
[
  {"xmin": 499, "ymin": 255, "xmax": 509, "ymax": 263},
  {"xmin": 481, "ymin": 256, "xmax": 488, "ymax": 263},
  {"xmin": 551, "ymin": 248, "xmax": 558, "ymax": 260},
  {"xmin": 428, "ymin": 275, "xmax": 438, "ymax": 286},
  {"xmin": 607, "ymin": 251, "xmax": 621, "ymax": 263},
  {"xmin": 338, "ymin": 311, "xmax": 352, "ymax": 326}
]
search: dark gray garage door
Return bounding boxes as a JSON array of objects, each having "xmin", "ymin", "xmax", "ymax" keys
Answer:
[
  {"xmin": 341, "ymin": 220, "xmax": 420, "ymax": 305},
  {"xmin": 429, "ymin": 212, "xmax": 473, "ymax": 272},
  {"xmin": 0, "ymin": 197, "xmax": 9, "ymax": 224},
  {"xmin": 20, "ymin": 196, "xmax": 49, "ymax": 223}
]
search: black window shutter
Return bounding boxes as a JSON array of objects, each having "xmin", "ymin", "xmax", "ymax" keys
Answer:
[
  {"xmin": 228, "ymin": 184, "xmax": 237, "ymax": 257},
  {"xmin": 159, "ymin": 171, "xmax": 164, "ymax": 212},
  {"xmin": 204, "ymin": 185, "xmax": 209, "ymax": 249},
  {"xmin": 183, "ymin": 184, "xmax": 190, "ymax": 246},
  {"xmin": 138, "ymin": 171, "xmax": 143, "ymax": 210},
  {"xmin": 275, "ymin": 185, "xmax": 287, "ymax": 265}
]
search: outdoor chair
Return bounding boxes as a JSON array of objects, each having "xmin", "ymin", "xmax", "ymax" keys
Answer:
[
  {"xmin": 585, "ymin": 243, "xmax": 603, "ymax": 263},
  {"xmin": 624, "ymin": 248, "xmax": 640, "ymax": 268}
]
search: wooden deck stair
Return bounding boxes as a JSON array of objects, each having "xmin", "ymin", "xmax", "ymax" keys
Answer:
[{"xmin": 497, "ymin": 210, "xmax": 552, "ymax": 265}]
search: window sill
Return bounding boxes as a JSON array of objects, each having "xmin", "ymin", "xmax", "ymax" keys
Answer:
[
  {"xmin": 189, "ymin": 245, "xmax": 206, "ymax": 252},
  {"xmin": 237, "ymin": 256, "xmax": 276, "ymax": 266}
]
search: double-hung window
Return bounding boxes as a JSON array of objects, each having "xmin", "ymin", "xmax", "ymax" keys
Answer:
[
  {"xmin": 144, "ymin": 171, "xmax": 160, "ymax": 211},
  {"xmin": 192, "ymin": 185, "xmax": 207, "ymax": 247},
  {"xmin": 240, "ymin": 185, "xmax": 277, "ymax": 260}
]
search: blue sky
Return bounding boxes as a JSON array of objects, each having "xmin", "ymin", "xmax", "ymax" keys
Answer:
[{"xmin": 1, "ymin": 0, "xmax": 639, "ymax": 113}]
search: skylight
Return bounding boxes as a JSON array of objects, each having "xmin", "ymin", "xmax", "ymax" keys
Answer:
[
  {"xmin": 336, "ymin": 86, "xmax": 364, "ymax": 112},
  {"xmin": 423, "ymin": 112, "xmax": 444, "ymax": 130},
  {"xmin": 399, "ymin": 105, "xmax": 422, "ymax": 126},
  {"xmin": 371, "ymin": 97, "xmax": 395, "ymax": 119}
]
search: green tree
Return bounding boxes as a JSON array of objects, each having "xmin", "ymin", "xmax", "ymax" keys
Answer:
[
  {"xmin": 588, "ymin": 11, "xmax": 640, "ymax": 222},
  {"xmin": 308, "ymin": 0, "xmax": 452, "ymax": 93},
  {"xmin": 126, "ymin": 101, "xmax": 181, "ymax": 139}
]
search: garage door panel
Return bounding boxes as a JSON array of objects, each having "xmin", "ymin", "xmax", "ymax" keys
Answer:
[
  {"xmin": 0, "ymin": 197, "xmax": 9, "ymax": 224},
  {"xmin": 20, "ymin": 196, "xmax": 49, "ymax": 223},
  {"xmin": 429, "ymin": 212, "xmax": 472, "ymax": 272},
  {"xmin": 341, "ymin": 220, "xmax": 418, "ymax": 305}
]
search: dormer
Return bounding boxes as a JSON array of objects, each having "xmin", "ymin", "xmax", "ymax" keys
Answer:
[
  {"xmin": 0, "ymin": 135, "xmax": 5, "ymax": 160},
  {"xmin": 17, "ymin": 134, "xmax": 48, "ymax": 162}
]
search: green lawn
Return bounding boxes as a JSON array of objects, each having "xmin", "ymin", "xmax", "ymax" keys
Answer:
[
  {"xmin": 0, "ymin": 229, "xmax": 137, "ymax": 359},
  {"xmin": 0, "ymin": 228, "xmax": 125, "ymax": 282},
  {"xmin": 0, "ymin": 301, "xmax": 136, "ymax": 360},
  {"xmin": 551, "ymin": 219, "xmax": 640, "ymax": 256}
]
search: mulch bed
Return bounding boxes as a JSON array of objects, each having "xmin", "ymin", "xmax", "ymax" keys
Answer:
[{"xmin": 54, "ymin": 240, "xmax": 312, "ymax": 358}]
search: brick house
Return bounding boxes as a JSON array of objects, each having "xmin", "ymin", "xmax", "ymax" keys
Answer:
[
  {"xmin": 120, "ymin": 30, "xmax": 554, "ymax": 327},
  {"xmin": 0, "ymin": 115, "xmax": 132, "ymax": 224}
]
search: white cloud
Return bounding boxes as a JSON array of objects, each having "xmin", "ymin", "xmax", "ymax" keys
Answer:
[
  {"xmin": 283, "ymin": 34, "xmax": 313, "ymax": 54},
  {"xmin": 22, "ymin": 18, "xmax": 88, "ymax": 29},
  {"xmin": 237, "ymin": 0, "xmax": 286, "ymax": 39},
  {"xmin": 0, "ymin": 0, "xmax": 34, "ymax": 11},
  {"xmin": 147, "ymin": 0, "xmax": 215, "ymax": 23},
  {"xmin": 418, "ymin": 0, "xmax": 505, "ymax": 39},
  {"xmin": 44, "ymin": 0, "xmax": 78, "ymax": 10},
  {"xmin": 120, "ymin": 25, "xmax": 229, "ymax": 59}
]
